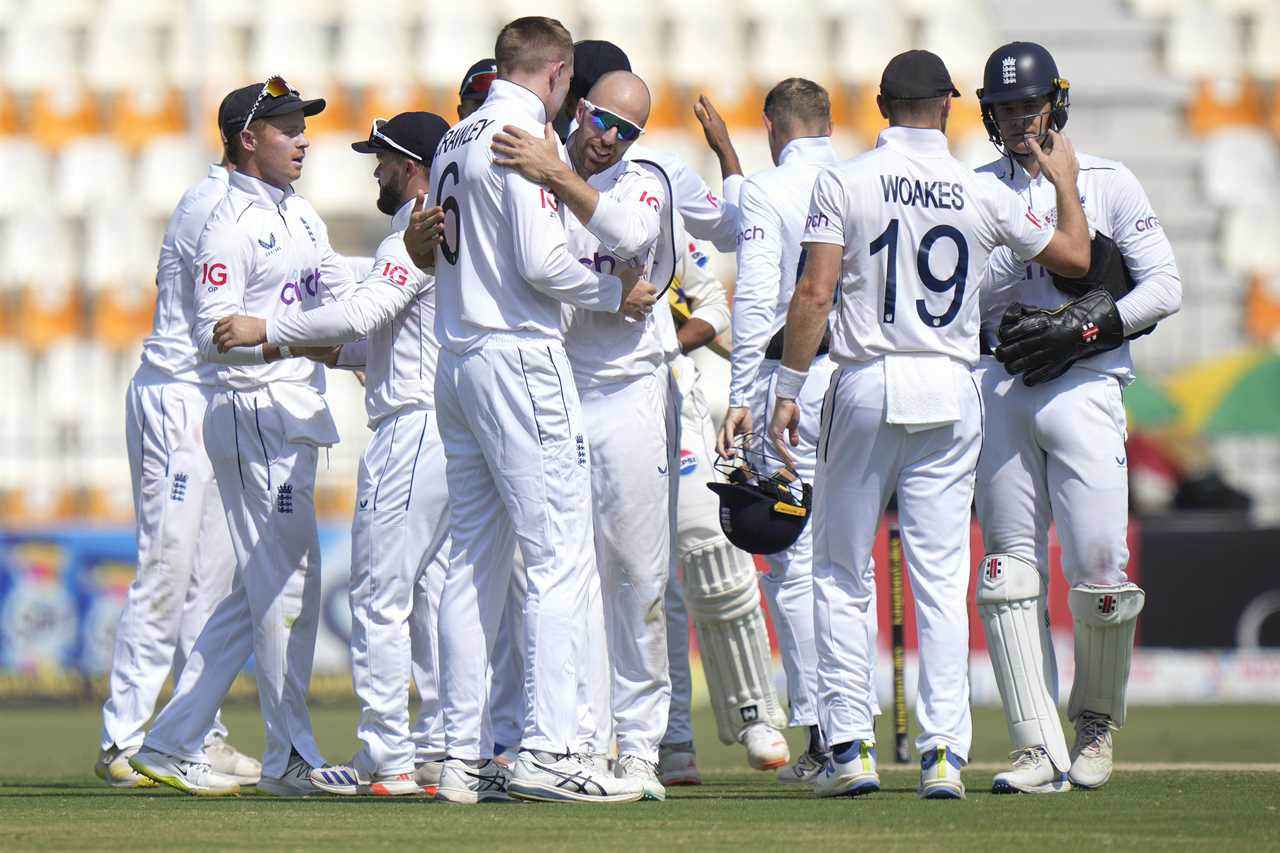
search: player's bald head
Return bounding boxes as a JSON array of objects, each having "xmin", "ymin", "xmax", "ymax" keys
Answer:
[{"xmin": 586, "ymin": 71, "xmax": 651, "ymax": 128}]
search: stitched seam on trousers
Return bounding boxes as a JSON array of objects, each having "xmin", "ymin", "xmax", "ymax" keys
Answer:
[
  {"xmin": 518, "ymin": 349, "xmax": 545, "ymax": 446},
  {"xmin": 403, "ymin": 413, "xmax": 429, "ymax": 511},
  {"xmin": 232, "ymin": 391, "xmax": 246, "ymax": 490},
  {"xmin": 546, "ymin": 346, "xmax": 572, "ymax": 434},
  {"xmin": 372, "ymin": 414, "xmax": 401, "ymax": 511},
  {"xmin": 158, "ymin": 385, "xmax": 171, "ymax": 477},
  {"xmin": 253, "ymin": 397, "xmax": 272, "ymax": 493}
]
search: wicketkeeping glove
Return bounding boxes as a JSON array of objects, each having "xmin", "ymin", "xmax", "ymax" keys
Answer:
[
  {"xmin": 1051, "ymin": 231, "xmax": 1155, "ymax": 341},
  {"xmin": 994, "ymin": 289, "xmax": 1124, "ymax": 386}
]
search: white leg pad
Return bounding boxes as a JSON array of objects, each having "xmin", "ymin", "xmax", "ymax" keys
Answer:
[
  {"xmin": 1067, "ymin": 583, "xmax": 1145, "ymax": 726},
  {"xmin": 976, "ymin": 553, "xmax": 1070, "ymax": 772},
  {"xmin": 683, "ymin": 539, "xmax": 786, "ymax": 743}
]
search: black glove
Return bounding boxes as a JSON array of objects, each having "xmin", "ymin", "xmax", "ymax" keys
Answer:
[
  {"xmin": 1052, "ymin": 231, "xmax": 1155, "ymax": 340},
  {"xmin": 995, "ymin": 290, "xmax": 1124, "ymax": 386}
]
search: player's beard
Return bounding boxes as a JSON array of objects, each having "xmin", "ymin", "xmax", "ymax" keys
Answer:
[{"xmin": 376, "ymin": 177, "xmax": 401, "ymax": 216}]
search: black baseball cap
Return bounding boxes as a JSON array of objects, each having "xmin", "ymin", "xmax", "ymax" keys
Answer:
[
  {"xmin": 460, "ymin": 58, "xmax": 497, "ymax": 100},
  {"xmin": 218, "ymin": 77, "xmax": 325, "ymax": 140},
  {"xmin": 571, "ymin": 40, "xmax": 630, "ymax": 100},
  {"xmin": 880, "ymin": 50, "xmax": 962, "ymax": 99},
  {"xmin": 351, "ymin": 111, "xmax": 450, "ymax": 163}
]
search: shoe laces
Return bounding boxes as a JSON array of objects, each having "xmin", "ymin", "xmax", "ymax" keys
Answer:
[
  {"xmin": 1008, "ymin": 746, "xmax": 1046, "ymax": 770},
  {"xmin": 796, "ymin": 752, "xmax": 826, "ymax": 773},
  {"xmin": 1078, "ymin": 714, "xmax": 1112, "ymax": 756},
  {"xmin": 617, "ymin": 754, "xmax": 656, "ymax": 777},
  {"xmin": 284, "ymin": 751, "xmax": 313, "ymax": 780}
]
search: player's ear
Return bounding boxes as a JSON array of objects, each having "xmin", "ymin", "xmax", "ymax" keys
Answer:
[
  {"xmin": 876, "ymin": 94, "xmax": 888, "ymax": 121},
  {"xmin": 238, "ymin": 126, "xmax": 256, "ymax": 155}
]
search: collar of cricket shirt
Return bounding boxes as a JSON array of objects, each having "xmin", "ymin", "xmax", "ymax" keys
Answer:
[
  {"xmin": 876, "ymin": 125, "xmax": 950, "ymax": 158},
  {"xmin": 228, "ymin": 169, "xmax": 293, "ymax": 208},
  {"xmin": 486, "ymin": 79, "xmax": 549, "ymax": 125},
  {"xmin": 391, "ymin": 196, "xmax": 416, "ymax": 232},
  {"xmin": 778, "ymin": 135, "xmax": 837, "ymax": 167}
]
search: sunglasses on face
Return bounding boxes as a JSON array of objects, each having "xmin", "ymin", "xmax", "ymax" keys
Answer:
[
  {"xmin": 582, "ymin": 99, "xmax": 644, "ymax": 142},
  {"xmin": 461, "ymin": 69, "xmax": 496, "ymax": 99},
  {"xmin": 243, "ymin": 75, "xmax": 299, "ymax": 132},
  {"xmin": 369, "ymin": 118, "xmax": 422, "ymax": 161}
]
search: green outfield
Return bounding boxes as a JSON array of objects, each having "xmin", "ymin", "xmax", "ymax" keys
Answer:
[{"xmin": 2, "ymin": 704, "xmax": 1278, "ymax": 851}]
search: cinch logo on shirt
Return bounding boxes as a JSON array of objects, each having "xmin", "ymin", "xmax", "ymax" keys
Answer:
[
  {"xmin": 737, "ymin": 225, "xmax": 764, "ymax": 243},
  {"xmin": 279, "ymin": 269, "xmax": 321, "ymax": 304},
  {"xmin": 804, "ymin": 212, "xmax": 830, "ymax": 230},
  {"xmin": 578, "ymin": 252, "xmax": 618, "ymax": 275},
  {"xmin": 200, "ymin": 262, "xmax": 227, "ymax": 289},
  {"xmin": 880, "ymin": 175, "xmax": 966, "ymax": 210},
  {"xmin": 1135, "ymin": 215, "xmax": 1160, "ymax": 232}
]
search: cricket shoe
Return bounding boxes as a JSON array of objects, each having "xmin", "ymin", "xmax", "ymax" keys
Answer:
[
  {"xmin": 918, "ymin": 745, "xmax": 966, "ymax": 800},
  {"xmin": 493, "ymin": 745, "xmax": 518, "ymax": 771},
  {"xmin": 507, "ymin": 750, "xmax": 644, "ymax": 803},
  {"xmin": 657, "ymin": 741, "xmax": 701, "ymax": 786},
  {"xmin": 94, "ymin": 744, "xmax": 157, "ymax": 789},
  {"xmin": 813, "ymin": 741, "xmax": 880, "ymax": 798},
  {"xmin": 1069, "ymin": 712, "xmax": 1114, "ymax": 789},
  {"xmin": 128, "ymin": 747, "xmax": 240, "ymax": 796},
  {"xmin": 256, "ymin": 749, "xmax": 320, "ymax": 797},
  {"xmin": 205, "ymin": 739, "xmax": 261, "ymax": 785},
  {"xmin": 615, "ymin": 753, "xmax": 666, "ymax": 801},
  {"xmin": 777, "ymin": 750, "xmax": 827, "ymax": 785},
  {"xmin": 992, "ymin": 746, "xmax": 1071, "ymax": 794},
  {"xmin": 740, "ymin": 722, "xmax": 789, "ymax": 771},
  {"xmin": 414, "ymin": 759, "xmax": 444, "ymax": 794},
  {"xmin": 435, "ymin": 758, "xmax": 511, "ymax": 804}
]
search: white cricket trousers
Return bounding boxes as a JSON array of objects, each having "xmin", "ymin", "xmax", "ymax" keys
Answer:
[
  {"xmin": 144, "ymin": 385, "xmax": 328, "ymax": 776},
  {"xmin": 349, "ymin": 406, "xmax": 450, "ymax": 776},
  {"xmin": 579, "ymin": 367, "xmax": 679, "ymax": 762},
  {"xmin": 434, "ymin": 338, "xmax": 596, "ymax": 759},
  {"xmin": 102, "ymin": 365, "xmax": 235, "ymax": 752},
  {"xmin": 813, "ymin": 359, "xmax": 980, "ymax": 760},
  {"xmin": 974, "ymin": 359, "xmax": 1130, "ymax": 587}
]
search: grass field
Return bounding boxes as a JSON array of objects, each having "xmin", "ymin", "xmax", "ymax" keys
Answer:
[{"xmin": 2, "ymin": 704, "xmax": 1278, "ymax": 851}]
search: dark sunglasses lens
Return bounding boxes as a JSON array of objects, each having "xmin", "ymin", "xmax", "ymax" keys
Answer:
[{"xmin": 591, "ymin": 110, "xmax": 640, "ymax": 141}]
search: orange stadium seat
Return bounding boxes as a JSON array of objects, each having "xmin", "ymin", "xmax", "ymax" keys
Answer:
[
  {"xmin": 849, "ymin": 85, "xmax": 890, "ymax": 148},
  {"xmin": 109, "ymin": 88, "xmax": 187, "ymax": 152},
  {"xmin": 18, "ymin": 289, "xmax": 83, "ymax": 351},
  {"xmin": 30, "ymin": 87, "xmax": 102, "ymax": 151},
  {"xmin": 354, "ymin": 84, "xmax": 428, "ymax": 136},
  {"xmin": 1245, "ymin": 272, "xmax": 1280, "ymax": 345},
  {"xmin": 304, "ymin": 85, "xmax": 356, "ymax": 137},
  {"xmin": 1186, "ymin": 77, "xmax": 1265, "ymax": 135},
  {"xmin": 92, "ymin": 292, "xmax": 155, "ymax": 352},
  {"xmin": 0, "ymin": 90, "xmax": 17, "ymax": 136}
]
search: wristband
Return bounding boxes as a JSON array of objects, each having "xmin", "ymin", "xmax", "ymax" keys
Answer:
[
  {"xmin": 774, "ymin": 366, "xmax": 808, "ymax": 400},
  {"xmin": 278, "ymin": 345, "xmax": 293, "ymax": 359}
]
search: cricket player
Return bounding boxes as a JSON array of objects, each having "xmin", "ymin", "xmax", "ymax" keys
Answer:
[
  {"xmin": 562, "ymin": 38, "xmax": 792, "ymax": 776},
  {"xmin": 130, "ymin": 77, "xmax": 355, "ymax": 796},
  {"xmin": 972, "ymin": 42, "xmax": 1180, "ymax": 794},
  {"xmin": 494, "ymin": 69, "xmax": 678, "ymax": 801},
  {"xmin": 213, "ymin": 112, "xmax": 453, "ymax": 797},
  {"xmin": 716, "ymin": 77, "xmax": 869, "ymax": 785},
  {"xmin": 96, "ymin": 93, "xmax": 259, "ymax": 791},
  {"xmin": 458, "ymin": 58, "xmax": 497, "ymax": 121},
  {"xmin": 420, "ymin": 17, "xmax": 652, "ymax": 804},
  {"xmin": 767, "ymin": 50, "xmax": 1092, "ymax": 800}
]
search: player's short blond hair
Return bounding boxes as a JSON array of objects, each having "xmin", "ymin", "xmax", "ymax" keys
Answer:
[
  {"xmin": 764, "ymin": 78, "xmax": 831, "ymax": 135},
  {"xmin": 495, "ymin": 16, "xmax": 573, "ymax": 78}
]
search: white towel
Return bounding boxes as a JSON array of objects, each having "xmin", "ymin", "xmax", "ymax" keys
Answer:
[{"xmin": 883, "ymin": 353, "xmax": 961, "ymax": 433}]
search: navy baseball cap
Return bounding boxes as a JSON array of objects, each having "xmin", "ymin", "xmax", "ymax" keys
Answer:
[
  {"xmin": 880, "ymin": 50, "xmax": 962, "ymax": 99},
  {"xmin": 351, "ymin": 112, "xmax": 450, "ymax": 163},
  {"xmin": 571, "ymin": 40, "xmax": 630, "ymax": 99},
  {"xmin": 460, "ymin": 58, "xmax": 497, "ymax": 100},
  {"xmin": 218, "ymin": 76, "xmax": 325, "ymax": 140}
]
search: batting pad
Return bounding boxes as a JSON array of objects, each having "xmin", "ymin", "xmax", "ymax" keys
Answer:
[
  {"xmin": 1067, "ymin": 583, "xmax": 1145, "ymax": 726},
  {"xmin": 683, "ymin": 540, "xmax": 786, "ymax": 744},
  {"xmin": 977, "ymin": 553, "xmax": 1070, "ymax": 771}
]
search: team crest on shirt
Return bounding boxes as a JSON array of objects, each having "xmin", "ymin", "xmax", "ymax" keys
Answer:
[
  {"xmin": 276, "ymin": 483, "xmax": 294, "ymax": 514},
  {"xmin": 576, "ymin": 435, "xmax": 587, "ymax": 467},
  {"xmin": 170, "ymin": 473, "xmax": 188, "ymax": 502}
]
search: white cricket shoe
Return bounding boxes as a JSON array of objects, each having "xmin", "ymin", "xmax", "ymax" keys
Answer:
[
  {"xmin": 507, "ymin": 750, "xmax": 644, "ymax": 803},
  {"xmin": 256, "ymin": 750, "xmax": 320, "ymax": 797},
  {"xmin": 414, "ymin": 759, "xmax": 444, "ymax": 793},
  {"xmin": 435, "ymin": 758, "xmax": 511, "ymax": 804},
  {"xmin": 813, "ymin": 741, "xmax": 880, "ymax": 798},
  {"xmin": 918, "ymin": 745, "xmax": 965, "ymax": 800},
  {"xmin": 778, "ymin": 750, "xmax": 827, "ymax": 785},
  {"xmin": 1069, "ymin": 712, "xmax": 1115, "ymax": 789},
  {"xmin": 308, "ymin": 764, "xmax": 421, "ymax": 797},
  {"xmin": 205, "ymin": 739, "xmax": 261, "ymax": 785},
  {"xmin": 992, "ymin": 747, "xmax": 1072, "ymax": 794},
  {"xmin": 615, "ymin": 754, "xmax": 666, "ymax": 801},
  {"xmin": 740, "ymin": 722, "xmax": 789, "ymax": 772},
  {"xmin": 128, "ymin": 747, "xmax": 240, "ymax": 796},
  {"xmin": 657, "ymin": 742, "xmax": 701, "ymax": 786},
  {"xmin": 94, "ymin": 745, "xmax": 157, "ymax": 789}
]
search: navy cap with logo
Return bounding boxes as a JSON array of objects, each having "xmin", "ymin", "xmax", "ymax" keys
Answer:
[
  {"xmin": 351, "ymin": 112, "xmax": 450, "ymax": 164},
  {"xmin": 571, "ymin": 40, "xmax": 630, "ymax": 100},
  {"xmin": 880, "ymin": 50, "xmax": 962, "ymax": 99},
  {"xmin": 459, "ymin": 58, "xmax": 497, "ymax": 100},
  {"xmin": 218, "ymin": 76, "xmax": 325, "ymax": 142}
]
